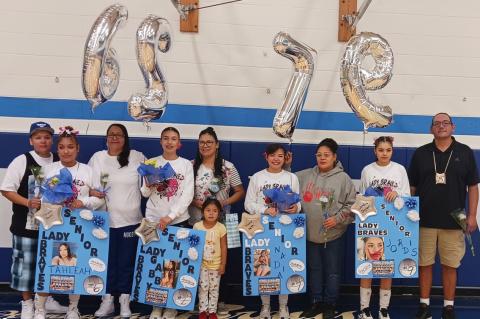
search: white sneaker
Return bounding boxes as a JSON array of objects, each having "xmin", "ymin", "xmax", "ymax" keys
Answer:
[
  {"xmin": 65, "ymin": 307, "xmax": 81, "ymax": 319},
  {"xmin": 119, "ymin": 294, "xmax": 132, "ymax": 317},
  {"xmin": 95, "ymin": 294, "xmax": 115, "ymax": 317},
  {"xmin": 150, "ymin": 307, "xmax": 163, "ymax": 319},
  {"xmin": 379, "ymin": 308, "xmax": 391, "ymax": 319},
  {"xmin": 278, "ymin": 305, "xmax": 289, "ymax": 319},
  {"xmin": 358, "ymin": 308, "xmax": 374, "ymax": 319},
  {"xmin": 20, "ymin": 299, "xmax": 34, "ymax": 319},
  {"xmin": 258, "ymin": 304, "xmax": 271, "ymax": 319},
  {"xmin": 34, "ymin": 308, "xmax": 46, "ymax": 319},
  {"xmin": 44, "ymin": 296, "xmax": 68, "ymax": 313},
  {"xmin": 162, "ymin": 308, "xmax": 178, "ymax": 319}
]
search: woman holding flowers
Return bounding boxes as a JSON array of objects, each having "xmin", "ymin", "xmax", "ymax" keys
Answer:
[
  {"xmin": 141, "ymin": 126, "xmax": 194, "ymax": 319},
  {"xmin": 189, "ymin": 127, "xmax": 244, "ymax": 225},
  {"xmin": 244, "ymin": 143, "xmax": 301, "ymax": 319},
  {"xmin": 295, "ymin": 138, "xmax": 356, "ymax": 319},
  {"xmin": 88, "ymin": 123, "xmax": 145, "ymax": 318},
  {"xmin": 38, "ymin": 126, "xmax": 104, "ymax": 319},
  {"xmin": 357, "ymin": 136, "xmax": 410, "ymax": 319},
  {"xmin": 0, "ymin": 122, "xmax": 67, "ymax": 319}
]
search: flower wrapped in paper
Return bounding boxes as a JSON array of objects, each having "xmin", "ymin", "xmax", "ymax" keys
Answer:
[
  {"xmin": 41, "ymin": 168, "xmax": 75, "ymax": 205},
  {"xmin": 35, "ymin": 168, "xmax": 74, "ymax": 230},
  {"xmin": 450, "ymin": 209, "xmax": 475, "ymax": 256},
  {"xmin": 137, "ymin": 160, "xmax": 176, "ymax": 186},
  {"xmin": 263, "ymin": 185, "xmax": 300, "ymax": 212}
]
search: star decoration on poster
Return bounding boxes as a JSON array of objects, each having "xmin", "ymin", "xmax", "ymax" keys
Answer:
[
  {"xmin": 238, "ymin": 212, "xmax": 264, "ymax": 239},
  {"xmin": 135, "ymin": 218, "xmax": 160, "ymax": 245},
  {"xmin": 351, "ymin": 195, "xmax": 377, "ymax": 222},
  {"xmin": 34, "ymin": 203, "xmax": 63, "ymax": 230}
]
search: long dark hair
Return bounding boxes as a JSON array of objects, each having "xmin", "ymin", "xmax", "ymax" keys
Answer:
[
  {"xmin": 107, "ymin": 123, "xmax": 130, "ymax": 168},
  {"xmin": 58, "ymin": 243, "xmax": 74, "ymax": 259},
  {"xmin": 193, "ymin": 127, "xmax": 224, "ymax": 184}
]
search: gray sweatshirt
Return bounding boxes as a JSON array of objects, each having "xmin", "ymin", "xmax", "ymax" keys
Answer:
[{"xmin": 295, "ymin": 161, "xmax": 356, "ymax": 244}]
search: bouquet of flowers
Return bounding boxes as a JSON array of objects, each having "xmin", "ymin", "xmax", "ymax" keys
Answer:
[
  {"xmin": 41, "ymin": 168, "xmax": 75, "ymax": 205},
  {"xmin": 263, "ymin": 185, "xmax": 300, "ymax": 212},
  {"xmin": 451, "ymin": 209, "xmax": 475, "ymax": 256},
  {"xmin": 208, "ymin": 177, "xmax": 224, "ymax": 198},
  {"xmin": 138, "ymin": 160, "xmax": 176, "ymax": 186}
]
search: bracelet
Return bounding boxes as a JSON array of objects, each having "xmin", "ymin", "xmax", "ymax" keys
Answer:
[{"xmin": 26, "ymin": 199, "xmax": 31, "ymax": 208}]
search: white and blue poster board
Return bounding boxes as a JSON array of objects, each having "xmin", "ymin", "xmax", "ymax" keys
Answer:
[
  {"xmin": 34, "ymin": 208, "xmax": 110, "ymax": 295},
  {"xmin": 354, "ymin": 196, "xmax": 420, "ymax": 279},
  {"xmin": 242, "ymin": 214, "xmax": 306, "ymax": 296},
  {"xmin": 131, "ymin": 226, "xmax": 205, "ymax": 311}
]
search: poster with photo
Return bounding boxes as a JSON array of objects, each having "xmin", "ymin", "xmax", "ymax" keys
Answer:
[
  {"xmin": 354, "ymin": 196, "xmax": 420, "ymax": 279},
  {"xmin": 34, "ymin": 208, "xmax": 110, "ymax": 295},
  {"xmin": 242, "ymin": 214, "xmax": 306, "ymax": 296},
  {"xmin": 131, "ymin": 226, "xmax": 205, "ymax": 311}
]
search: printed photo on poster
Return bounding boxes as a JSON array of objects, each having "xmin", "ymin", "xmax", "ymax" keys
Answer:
[
  {"xmin": 357, "ymin": 237, "xmax": 385, "ymax": 261},
  {"xmin": 160, "ymin": 260, "xmax": 180, "ymax": 289},
  {"xmin": 51, "ymin": 242, "xmax": 78, "ymax": 266},
  {"xmin": 254, "ymin": 249, "xmax": 271, "ymax": 277}
]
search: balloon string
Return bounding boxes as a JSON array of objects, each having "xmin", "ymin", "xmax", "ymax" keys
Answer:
[
  {"xmin": 144, "ymin": 121, "xmax": 151, "ymax": 132},
  {"xmin": 188, "ymin": 0, "xmax": 243, "ymax": 11},
  {"xmin": 85, "ymin": 123, "xmax": 90, "ymax": 136},
  {"xmin": 362, "ymin": 124, "xmax": 368, "ymax": 147}
]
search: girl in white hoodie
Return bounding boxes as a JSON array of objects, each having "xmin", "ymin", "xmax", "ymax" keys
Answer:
[{"xmin": 244, "ymin": 143, "xmax": 301, "ymax": 319}]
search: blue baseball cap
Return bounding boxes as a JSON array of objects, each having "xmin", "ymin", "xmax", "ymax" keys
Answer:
[{"xmin": 29, "ymin": 121, "xmax": 54, "ymax": 136}]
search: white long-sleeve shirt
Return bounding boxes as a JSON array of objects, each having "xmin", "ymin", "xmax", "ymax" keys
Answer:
[
  {"xmin": 43, "ymin": 161, "xmax": 104, "ymax": 210},
  {"xmin": 140, "ymin": 155, "xmax": 194, "ymax": 224},
  {"xmin": 245, "ymin": 169, "xmax": 301, "ymax": 215},
  {"xmin": 88, "ymin": 150, "xmax": 145, "ymax": 228},
  {"xmin": 359, "ymin": 161, "xmax": 410, "ymax": 196}
]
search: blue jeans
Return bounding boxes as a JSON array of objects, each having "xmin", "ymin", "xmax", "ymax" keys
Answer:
[{"xmin": 306, "ymin": 236, "xmax": 345, "ymax": 305}]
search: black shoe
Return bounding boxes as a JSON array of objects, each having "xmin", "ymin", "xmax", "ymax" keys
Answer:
[
  {"xmin": 357, "ymin": 307, "xmax": 373, "ymax": 319},
  {"xmin": 442, "ymin": 305, "xmax": 456, "ymax": 319},
  {"xmin": 300, "ymin": 302, "xmax": 324, "ymax": 318},
  {"xmin": 322, "ymin": 304, "xmax": 336, "ymax": 319},
  {"xmin": 415, "ymin": 303, "xmax": 432, "ymax": 319}
]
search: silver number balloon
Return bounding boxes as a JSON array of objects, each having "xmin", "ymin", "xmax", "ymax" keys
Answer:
[
  {"xmin": 128, "ymin": 15, "xmax": 171, "ymax": 123},
  {"xmin": 272, "ymin": 32, "xmax": 316, "ymax": 140},
  {"xmin": 340, "ymin": 32, "xmax": 394, "ymax": 129},
  {"xmin": 82, "ymin": 4, "xmax": 127, "ymax": 111}
]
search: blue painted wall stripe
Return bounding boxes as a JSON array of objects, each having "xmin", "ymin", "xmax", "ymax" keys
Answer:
[{"xmin": 0, "ymin": 96, "xmax": 479, "ymax": 134}]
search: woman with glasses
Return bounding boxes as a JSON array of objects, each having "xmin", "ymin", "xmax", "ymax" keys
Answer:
[
  {"xmin": 89, "ymin": 123, "xmax": 146, "ymax": 318},
  {"xmin": 189, "ymin": 127, "xmax": 245, "ymax": 226}
]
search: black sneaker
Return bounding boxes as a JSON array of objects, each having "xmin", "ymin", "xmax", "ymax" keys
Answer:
[
  {"xmin": 379, "ymin": 308, "xmax": 390, "ymax": 319},
  {"xmin": 300, "ymin": 302, "xmax": 324, "ymax": 318},
  {"xmin": 322, "ymin": 304, "xmax": 336, "ymax": 319},
  {"xmin": 415, "ymin": 303, "xmax": 432, "ymax": 319},
  {"xmin": 442, "ymin": 305, "xmax": 456, "ymax": 319}
]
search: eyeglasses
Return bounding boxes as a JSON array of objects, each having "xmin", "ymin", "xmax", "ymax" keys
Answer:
[
  {"xmin": 432, "ymin": 121, "xmax": 452, "ymax": 127},
  {"xmin": 107, "ymin": 134, "xmax": 125, "ymax": 139},
  {"xmin": 199, "ymin": 141, "xmax": 215, "ymax": 147},
  {"xmin": 315, "ymin": 152, "xmax": 333, "ymax": 158}
]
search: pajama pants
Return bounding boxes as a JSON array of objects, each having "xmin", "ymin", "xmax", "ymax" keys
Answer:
[{"xmin": 198, "ymin": 268, "xmax": 221, "ymax": 313}]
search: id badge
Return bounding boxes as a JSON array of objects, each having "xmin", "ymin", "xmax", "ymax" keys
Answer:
[{"xmin": 435, "ymin": 173, "xmax": 446, "ymax": 184}]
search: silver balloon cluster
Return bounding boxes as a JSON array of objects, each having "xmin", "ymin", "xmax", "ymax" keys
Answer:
[
  {"xmin": 272, "ymin": 32, "xmax": 317, "ymax": 140},
  {"xmin": 340, "ymin": 32, "xmax": 394, "ymax": 129},
  {"xmin": 82, "ymin": 4, "xmax": 128, "ymax": 112},
  {"xmin": 128, "ymin": 15, "xmax": 171, "ymax": 123}
]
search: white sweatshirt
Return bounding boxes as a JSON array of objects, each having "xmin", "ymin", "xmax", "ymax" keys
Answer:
[
  {"xmin": 359, "ymin": 161, "xmax": 411, "ymax": 196},
  {"xmin": 245, "ymin": 169, "xmax": 301, "ymax": 215},
  {"xmin": 140, "ymin": 155, "xmax": 194, "ymax": 224},
  {"xmin": 88, "ymin": 150, "xmax": 145, "ymax": 228},
  {"xmin": 43, "ymin": 161, "xmax": 104, "ymax": 210}
]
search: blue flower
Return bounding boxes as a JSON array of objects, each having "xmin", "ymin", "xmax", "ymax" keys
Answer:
[
  {"xmin": 405, "ymin": 198, "xmax": 417, "ymax": 210},
  {"xmin": 293, "ymin": 216, "xmax": 305, "ymax": 227},
  {"xmin": 188, "ymin": 234, "xmax": 200, "ymax": 247},
  {"xmin": 92, "ymin": 215, "xmax": 105, "ymax": 228}
]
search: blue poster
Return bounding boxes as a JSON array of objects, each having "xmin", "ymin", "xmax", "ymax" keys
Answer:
[
  {"xmin": 242, "ymin": 213, "xmax": 307, "ymax": 296},
  {"xmin": 131, "ymin": 226, "xmax": 205, "ymax": 311},
  {"xmin": 34, "ymin": 207, "xmax": 110, "ymax": 295},
  {"xmin": 354, "ymin": 196, "xmax": 420, "ymax": 279}
]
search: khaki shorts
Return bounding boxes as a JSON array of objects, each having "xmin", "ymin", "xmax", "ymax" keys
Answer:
[{"xmin": 419, "ymin": 227, "xmax": 465, "ymax": 268}]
